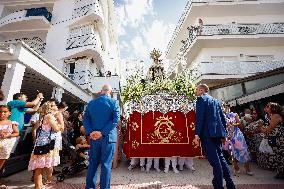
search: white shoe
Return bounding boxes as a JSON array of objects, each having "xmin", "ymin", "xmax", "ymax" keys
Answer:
[
  {"xmin": 164, "ymin": 168, "xmax": 169, "ymax": 173},
  {"xmin": 173, "ymin": 168, "xmax": 179, "ymax": 174},
  {"xmin": 141, "ymin": 166, "xmax": 145, "ymax": 172},
  {"xmin": 179, "ymin": 166, "xmax": 184, "ymax": 171},
  {"xmin": 187, "ymin": 166, "xmax": 196, "ymax": 171}
]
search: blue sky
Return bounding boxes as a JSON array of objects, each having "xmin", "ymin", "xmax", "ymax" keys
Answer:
[{"xmin": 114, "ymin": 0, "xmax": 187, "ymax": 63}]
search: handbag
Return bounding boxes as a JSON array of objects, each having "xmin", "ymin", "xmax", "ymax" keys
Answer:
[
  {"xmin": 259, "ymin": 138, "xmax": 274, "ymax": 154},
  {"xmin": 33, "ymin": 125, "xmax": 55, "ymax": 155}
]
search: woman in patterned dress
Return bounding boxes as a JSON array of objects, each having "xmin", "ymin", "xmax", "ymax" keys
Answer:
[
  {"xmin": 260, "ymin": 102, "xmax": 284, "ymax": 179},
  {"xmin": 244, "ymin": 109, "xmax": 264, "ymax": 161},
  {"xmin": 28, "ymin": 101, "xmax": 61, "ymax": 189},
  {"xmin": 225, "ymin": 106, "xmax": 253, "ymax": 175}
]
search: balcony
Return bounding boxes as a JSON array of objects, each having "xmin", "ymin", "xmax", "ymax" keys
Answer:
[
  {"xmin": 4, "ymin": 37, "xmax": 46, "ymax": 54},
  {"xmin": 166, "ymin": 0, "xmax": 284, "ymax": 57},
  {"xmin": 65, "ymin": 28, "xmax": 103, "ymax": 64},
  {"xmin": 188, "ymin": 60, "xmax": 284, "ymax": 86},
  {"xmin": 0, "ymin": 8, "xmax": 52, "ymax": 32},
  {"xmin": 180, "ymin": 23, "xmax": 284, "ymax": 56},
  {"xmin": 71, "ymin": 0, "xmax": 103, "ymax": 26}
]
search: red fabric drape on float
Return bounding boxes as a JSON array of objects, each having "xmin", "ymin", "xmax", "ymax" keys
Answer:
[{"xmin": 123, "ymin": 111, "xmax": 202, "ymax": 158}]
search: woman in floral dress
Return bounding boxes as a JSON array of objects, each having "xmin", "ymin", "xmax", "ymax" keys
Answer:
[
  {"xmin": 260, "ymin": 102, "xmax": 284, "ymax": 179},
  {"xmin": 225, "ymin": 106, "xmax": 252, "ymax": 175}
]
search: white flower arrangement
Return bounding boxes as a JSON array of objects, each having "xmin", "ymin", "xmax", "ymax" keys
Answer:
[{"xmin": 121, "ymin": 73, "xmax": 196, "ymax": 103}]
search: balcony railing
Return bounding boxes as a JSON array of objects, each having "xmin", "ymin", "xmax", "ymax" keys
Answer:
[
  {"xmin": 0, "ymin": 8, "xmax": 52, "ymax": 27},
  {"xmin": 66, "ymin": 32, "xmax": 102, "ymax": 51},
  {"xmin": 180, "ymin": 23, "xmax": 284, "ymax": 55},
  {"xmin": 188, "ymin": 60, "xmax": 284, "ymax": 81},
  {"xmin": 165, "ymin": 0, "xmax": 283, "ymax": 56},
  {"xmin": 72, "ymin": 0, "xmax": 103, "ymax": 20},
  {"xmin": 0, "ymin": 10, "xmax": 26, "ymax": 26},
  {"xmin": 5, "ymin": 37, "xmax": 46, "ymax": 54}
]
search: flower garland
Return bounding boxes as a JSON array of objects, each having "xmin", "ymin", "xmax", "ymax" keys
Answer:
[{"xmin": 121, "ymin": 73, "xmax": 196, "ymax": 103}]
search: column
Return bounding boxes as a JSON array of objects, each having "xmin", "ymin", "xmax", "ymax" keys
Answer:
[
  {"xmin": 1, "ymin": 61, "xmax": 26, "ymax": 104},
  {"xmin": 52, "ymin": 86, "xmax": 64, "ymax": 102}
]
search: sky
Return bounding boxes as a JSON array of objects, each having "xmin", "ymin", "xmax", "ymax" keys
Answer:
[{"xmin": 114, "ymin": 0, "xmax": 188, "ymax": 69}]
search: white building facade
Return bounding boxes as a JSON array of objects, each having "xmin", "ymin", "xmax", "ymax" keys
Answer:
[
  {"xmin": 166, "ymin": 0, "xmax": 284, "ymax": 105},
  {"xmin": 0, "ymin": 0, "xmax": 120, "ymax": 104}
]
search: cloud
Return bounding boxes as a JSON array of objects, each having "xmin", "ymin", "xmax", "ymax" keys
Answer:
[
  {"xmin": 115, "ymin": 0, "xmax": 154, "ymax": 35},
  {"xmin": 130, "ymin": 35, "xmax": 148, "ymax": 59},
  {"xmin": 128, "ymin": 20, "xmax": 175, "ymax": 62}
]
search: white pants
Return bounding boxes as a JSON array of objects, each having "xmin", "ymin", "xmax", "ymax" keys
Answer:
[
  {"xmin": 146, "ymin": 158, "xmax": 160, "ymax": 170},
  {"xmin": 165, "ymin": 157, "xmax": 178, "ymax": 169},
  {"xmin": 130, "ymin": 158, "xmax": 145, "ymax": 167},
  {"xmin": 178, "ymin": 157, "xmax": 193, "ymax": 168}
]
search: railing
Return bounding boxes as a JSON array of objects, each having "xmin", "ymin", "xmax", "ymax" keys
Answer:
[
  {"xmin": 72, "ymin": 70, "xmax": 95, "ymax": 91},
  {"xmin": 165, "ymin": 0, "xmax": 283, "ymax": 56},
  {"xmin": 0, "ymin": 7, "xmax": 52, "ymax": 27},
  {"xmin": 72, "ymin": 0, "xmax": 103, "ymax": 20},
  {"xmin": 66, "ymin": 31, "xmax": 102, "ymax": 51},
  {"xmin": 0, "ymin": 10, "xmax": 26, "ymax": 26},
  {"xmin": 180, "ymin": 23, "xmax": 284, "ymax": 55},
  {"xmin": 4, "ymin": 37, "xmax": 46, "ymax": 54},
  {"xmin": 188, "ymin": 60, "xmax": 284, "ymax": 81}
]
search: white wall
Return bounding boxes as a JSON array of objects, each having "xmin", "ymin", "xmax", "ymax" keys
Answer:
[
  {"xmin": 44, "ymin": 0, "xmax": 74, "ymax": 69},
  {"xmin": 191, "ymin": 46, "xmax": 284, "ymax": 64}
]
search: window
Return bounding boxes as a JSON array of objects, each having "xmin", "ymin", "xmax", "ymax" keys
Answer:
[{"xmin": 69, "ymin": 63, "xmax": 75, "ymax": 74}]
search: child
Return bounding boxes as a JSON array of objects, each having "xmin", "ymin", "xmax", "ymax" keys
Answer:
[
  {"xmin": 0, "ymin": 105, "xmax": 19, "ymax": 187},
  {"xmin": 76, "ymin": 136, "xmax": 90, "ymax": 165},
  {"xmin": 225, "ymin": 107, "xmax": 253, "ymax": 176}
]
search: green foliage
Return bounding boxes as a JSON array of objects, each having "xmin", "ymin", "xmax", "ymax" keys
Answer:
[{"xmin": 121, "ymin": 73, "xmax": 196, "ymax": 103}]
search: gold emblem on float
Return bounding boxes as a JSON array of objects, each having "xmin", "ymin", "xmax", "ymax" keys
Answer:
[{"xmin": 153, "ymin": 116, "xmax": 175, "ymax": 143}]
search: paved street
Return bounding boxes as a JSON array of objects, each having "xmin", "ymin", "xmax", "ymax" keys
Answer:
[{"xmin": 4, "ymin": 158, "xmax": 284, "ymax": 188}]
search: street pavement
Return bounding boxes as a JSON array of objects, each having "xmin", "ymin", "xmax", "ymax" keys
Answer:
[{"xmin": 4, "ymin": 158, "xmax": 284, "ymax": 188}]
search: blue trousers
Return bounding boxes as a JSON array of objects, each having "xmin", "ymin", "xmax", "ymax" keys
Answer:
[
  {"xmin": 201, "ymin": 137, "xmax": 236, "ymax": 189},
  {"xmin": 86, "ymin": 137, "xmax": 116, "ymax": 189}
]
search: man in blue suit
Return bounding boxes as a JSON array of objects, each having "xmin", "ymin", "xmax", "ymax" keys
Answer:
[
  {"xmin": 83, "ymin": 84, "xmax": 120, "ymax": 189},
  {"xmin": 193, "ymin": 84, "xmax": 235, "ymax": 189}
]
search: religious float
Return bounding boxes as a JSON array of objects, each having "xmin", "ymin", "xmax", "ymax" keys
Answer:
[{"xmin": 122, "ymin": 49, "xmax": 202, "ymax": 158}]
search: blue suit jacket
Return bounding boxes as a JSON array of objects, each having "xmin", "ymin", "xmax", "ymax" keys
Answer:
[
  {"xmin": 195, "ymin": 93, "xmax": 227, "ymax": 138},
  {"xmin": 83, "ymin": 94, "xmax": 120, "ymax": 143}
]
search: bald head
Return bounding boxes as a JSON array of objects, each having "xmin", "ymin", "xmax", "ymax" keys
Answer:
[{"xmin": 101, "ymin": 84, "xmax": 112, "ymax": 95}]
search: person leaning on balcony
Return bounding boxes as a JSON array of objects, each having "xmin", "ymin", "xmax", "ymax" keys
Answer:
[
  {"xmin": 193, "ymin": 84, "xmax": 236, "ymax": 189},
  {"xmin": 0, "ymin": 89, "xmax": 4, "ymax": 101},
  {"xmin": 7, "ymin": 92, "xmax": 44, "ymax": 134}
]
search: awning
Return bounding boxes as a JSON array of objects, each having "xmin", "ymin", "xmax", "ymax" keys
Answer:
[{"xmin": 229, "ymin": 83, "xmax": 284, "ymax": 105}]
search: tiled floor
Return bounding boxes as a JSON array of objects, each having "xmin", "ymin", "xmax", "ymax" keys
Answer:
[{"xmin": 4, "ymin": 159, "xmax": 284, "ymax": 189}]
